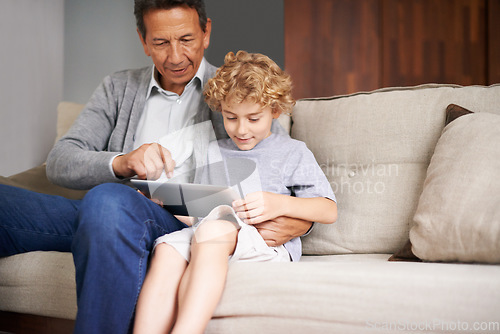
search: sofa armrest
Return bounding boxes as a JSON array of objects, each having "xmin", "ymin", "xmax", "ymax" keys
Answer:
[{"xmin": 0, "ymin": 164, "xmax": 87, "ymax": 200}]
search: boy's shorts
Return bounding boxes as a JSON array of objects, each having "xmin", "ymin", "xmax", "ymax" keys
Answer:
[{"xmin": 154, "ymin": 205, "xmax": 291, "ymax": 263}]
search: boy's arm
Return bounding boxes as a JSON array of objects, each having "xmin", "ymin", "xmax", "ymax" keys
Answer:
[{"xmin": 232, "ymin": 192, "xmax": 337, "ymax": 226}]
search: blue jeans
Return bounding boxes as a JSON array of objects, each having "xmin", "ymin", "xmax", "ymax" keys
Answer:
[{"xmin": 0, "ymin": 183, "xmax": 187, "ymax": 333}]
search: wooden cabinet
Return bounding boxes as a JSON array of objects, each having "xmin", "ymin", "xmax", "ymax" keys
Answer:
[{"xmin": 285, "ymin": 0, "xmax": 499, "ymax": 99}]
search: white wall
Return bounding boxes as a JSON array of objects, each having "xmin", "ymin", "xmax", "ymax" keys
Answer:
[{"xmin": 0, "ymin": 0, "xmax": 64, "ymax": 176}]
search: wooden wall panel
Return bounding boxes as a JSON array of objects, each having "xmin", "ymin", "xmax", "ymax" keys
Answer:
[
  {"xmin": 381, "ymin": 0, "xmax": 487, "ymax": 87},
  {"xmin": 285, "ymin": 0, "xmax": 496, "ymax": 98},
  {"xmin": 284, "ymin": 0, "xmax": 380, "ymax": 99},
  {"xmin": 488, "ymin": 0, "xmax": 500, "ymax": 84}
]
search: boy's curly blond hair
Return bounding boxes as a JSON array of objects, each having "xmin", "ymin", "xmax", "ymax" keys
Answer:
[{"xmin": 204, "ymin": 51, "xmax": 295, "ymax": 114}]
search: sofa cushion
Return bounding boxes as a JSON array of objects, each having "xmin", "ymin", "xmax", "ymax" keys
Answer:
[
  {"xmin": 207, "ymin": 257, "xmax": 500, "ymax": 333},
  {"xmin": 292, "ymin": 84, "xmax": 500, "ymax": 255},
  {"xmin": 410, "ymin": 112, "xmax": 500, "ymax": 263},
  {"xmin": 0, "ymin": 252, "xmax": 77, "ymax": 319},
  {"xmin": 389, "ymin": 103, "xmax": 474, "ymax": 262},
  {"xmin": 3, "ymin": 252, "xmax": 500, "ymax": 333}
]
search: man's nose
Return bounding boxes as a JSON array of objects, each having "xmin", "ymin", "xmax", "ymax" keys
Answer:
[{"xmin": 168, "ymin": 43, "xmax": 183, "ymax": 65}]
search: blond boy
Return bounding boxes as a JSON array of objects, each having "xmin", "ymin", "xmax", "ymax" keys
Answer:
[{"xmin": 134, "ymin": 51, "xmax": 337, "ymax": 334}]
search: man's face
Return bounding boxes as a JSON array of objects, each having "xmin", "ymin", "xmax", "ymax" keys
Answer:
[
  {"xmin": 138, "ymin": 6, "xmax": 211, "ymax": 95},
  {"xmin": 221, "ymin": 100, "xmax": 280, "ymax": 151}
]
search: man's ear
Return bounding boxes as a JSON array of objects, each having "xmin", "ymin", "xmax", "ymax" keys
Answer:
[
  {"xmin": 203, "ymin": 18, "xmax": 212, "ymax": 50},
  {"xmin": 137, "ymin": 28, "xmax": 151, "ymax": 57}
]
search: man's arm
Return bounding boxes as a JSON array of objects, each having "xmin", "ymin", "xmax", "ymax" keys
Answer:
[
  {"xmin": 47, "ymin": 67, "xmax": 153, "ymax": 190},
  {"xmin": 46, "ymin": 75, "xmax": 125, "ymax": 190}
]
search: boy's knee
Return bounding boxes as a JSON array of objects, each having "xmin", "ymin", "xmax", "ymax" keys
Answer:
[{"xmin": 194, "ymin": 220, "xmax": 238, "ymax": 244}]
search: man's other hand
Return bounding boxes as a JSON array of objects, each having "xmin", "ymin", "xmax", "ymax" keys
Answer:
[{"xmin": 253, "ymin": 217, "xmax": 312, "ymax": 247}]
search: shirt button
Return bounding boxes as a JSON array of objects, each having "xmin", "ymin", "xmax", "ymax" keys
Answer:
[{"xmin": 176, "ymin": 98, "xmax": 182, "ymax": 104}]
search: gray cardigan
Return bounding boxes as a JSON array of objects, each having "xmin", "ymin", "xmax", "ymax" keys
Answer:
[
  {"xmin": 47, "ymin": 64, "xmax": 223, "ymax": 190},
  {"xmin": 46, "ymin": 63, "xmax": 287, "ymax": 190}
]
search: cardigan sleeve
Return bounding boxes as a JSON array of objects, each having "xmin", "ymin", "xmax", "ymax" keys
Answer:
[{"xmin": 46, "ymin": 67, "xmax": 150, "ymax": 190}]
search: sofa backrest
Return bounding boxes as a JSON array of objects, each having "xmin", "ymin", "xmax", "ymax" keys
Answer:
[
  {"xmin": 292, "ymin": 84, "xmax": 500, "ymax": 255},
  {"xmin": 55, "ymin": 102, "xmax": 292, "ymax": 143},
  {"xmin": 56, "ymin": 84, "xmax": 499, "ymax": 256},
  {"xmin": 55, "ymin": 101, "xmax": 85, "ymax": 143}
]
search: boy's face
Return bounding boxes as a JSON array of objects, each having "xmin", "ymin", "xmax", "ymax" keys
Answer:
[{"xmin": 221, "ymin": 100, "xmax": 280, "ymax": 151}]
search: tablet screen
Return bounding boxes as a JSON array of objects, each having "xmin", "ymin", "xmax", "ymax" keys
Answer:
[{"xmin": 130, "ymin": 179, "xmax": 240, "ymax": 217}]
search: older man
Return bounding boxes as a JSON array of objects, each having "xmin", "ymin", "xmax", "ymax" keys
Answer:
[{"xmin": 0, "ymin": 1, "xmax": 312, "ymax": 333}]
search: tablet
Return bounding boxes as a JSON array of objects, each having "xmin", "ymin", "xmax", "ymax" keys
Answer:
[{"xmin": 130, "ymin": 179, "xmax": 240, "ymax": 217}]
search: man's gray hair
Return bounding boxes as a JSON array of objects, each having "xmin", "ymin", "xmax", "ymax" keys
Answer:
[{"xmin": 134, "ymin": 0, "xmax": 208, "ymax": 39}]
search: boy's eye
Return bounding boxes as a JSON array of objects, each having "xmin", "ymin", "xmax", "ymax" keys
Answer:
[{"xmin": 249, "ymin": 118, "xmax": 260, "ymax": 122}]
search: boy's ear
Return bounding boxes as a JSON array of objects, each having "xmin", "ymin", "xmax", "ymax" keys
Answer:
[{"xmin": 272, "ymin": 109, "xmax": 281, "ymax": 119}]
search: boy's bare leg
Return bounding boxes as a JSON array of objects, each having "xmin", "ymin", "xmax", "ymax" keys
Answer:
[
  {"xmin": 133, "ymin": 243, "xmax": 188, "ymax": 334},
  {"xmin": 172, "ymin": 220, "xmax": 238, "ymax": 334}
]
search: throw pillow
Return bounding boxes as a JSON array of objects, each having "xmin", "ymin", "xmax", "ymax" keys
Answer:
[
  {"xmin": 409, "ymin": 111, "xmax": 500, "ymax": 263},
  {"xmin": 444, "ymin": 103, "xmax": 474, "ymax": 124},
  {"xmin": 389, "ymin": 103, "xmax": 473, "ymax": 262},
  {"xmin": 387, "ymin": 240, "xmax": 421, "ymax": 262}
]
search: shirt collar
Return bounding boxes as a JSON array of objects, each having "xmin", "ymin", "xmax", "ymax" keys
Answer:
[{"xmin": 146, "ymin": 57, "xmax": 208, "ymax": 100}]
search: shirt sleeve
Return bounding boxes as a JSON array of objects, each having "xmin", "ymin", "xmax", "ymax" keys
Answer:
[{"xmin": 283, "ymin": 141, "xmax": 336, "ymax": 202}]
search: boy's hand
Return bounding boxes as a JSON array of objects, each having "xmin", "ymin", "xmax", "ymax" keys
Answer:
[
  {"xmin": 232, "ymin": 191, "xmax": 314, "ymax": 246},
  {"xmin": 232, "ymin": 191, "xmax": 286, "ymax": 225}
]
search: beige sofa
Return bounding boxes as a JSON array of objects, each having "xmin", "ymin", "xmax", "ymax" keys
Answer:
[{"xmin": 1, "ymin": 84, "xmax": 500, "ymax": 333}]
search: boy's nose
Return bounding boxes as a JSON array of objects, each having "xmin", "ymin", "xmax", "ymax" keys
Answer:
[{"xmin": 236, "ymin": 121, "xmax": 248, "ymax": 135}]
